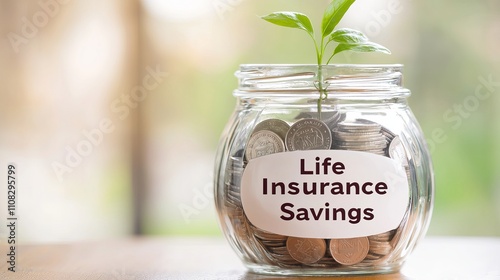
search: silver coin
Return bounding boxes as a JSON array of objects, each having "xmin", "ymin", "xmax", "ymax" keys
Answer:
[
  {"xmin": 245, "ymin": 130, "xmax": 285, "ymax": 161},
  {"xmin": 295, "ymin": 112, "xmax": 316, "ymax": 120},
  {"xmin": 353, "ymin": 118, "xmax": 383, "ymax": 127},
  {"xmin": 314, "ymin": 110, "xmax": 342, "ymax": 122},
  {"xmin": 332, "ymin": 119, "xmax": 389, "ymax": 156},
  {"xmin": 381, "ymin": 126, "xmax": 396, "ymax": 140},
  {"xmin": 388, "ymin": 136, "xmax": 409, "ymax": 168},
  {"xmin": 337, "ymin": 146, "xmax": 386, "ymax": 151},
  {"xmin": 388, "ymin": 136, "xmax": 402, "ymax": 158},
  {"xmin": 297, "ymin": 111, "xmax": 345, "ymax": 131},
  {"xmin": 338, "ymin": 121, "xmax": 381, "ymax": 131},
  {"xmin": 322, "ymin": 110, "xmax": 341, "ymax": 121},
  {"xmin": 286, "ymin": 118, "xmax": 332, "ymax": 151},
  {"xmin": 337, "ymin": 141, "xmax": 387, "ymax": 147},
  {"xmin": 334, "ymin": 139, "xmax": 386, "ymax": 145},
  {"xmin": 251, "ymin": 225, "xmax": 287, "ymax": 241},
  {"xmin": 334, "ymin": 138, "xmax": 385, "ymax": 144},
  {"xmin": 333, "ymin": 130, "xmax": 383, "ymax": 138},
  {"xmin": 322, "ymin": 112, "xmax": 342, "ymax": 148},
  {"xmin": 252, "ymin": 119, "xmax": 290, "ymax": 142}
]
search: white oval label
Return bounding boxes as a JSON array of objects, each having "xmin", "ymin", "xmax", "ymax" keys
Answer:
[{"xmin": 241, "ymin": 150, "xmax": 409, "ymax": 239}]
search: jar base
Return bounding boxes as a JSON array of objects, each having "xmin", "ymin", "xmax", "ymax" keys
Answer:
[{"xmin": 245, "ymin": 262, "xmax": 403, "ymax": 277}]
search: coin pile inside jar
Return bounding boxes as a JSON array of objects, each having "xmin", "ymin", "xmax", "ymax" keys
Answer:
[{"xmin": 224, "ymin": 113, "xmax": 410, "ymax": 268}]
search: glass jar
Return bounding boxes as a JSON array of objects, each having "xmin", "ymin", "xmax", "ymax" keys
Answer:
[{"xmin": 214, "ymin": 64, "xmax": 434, "ymax": 276}]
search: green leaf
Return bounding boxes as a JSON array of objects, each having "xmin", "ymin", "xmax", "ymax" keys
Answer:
[
  {"xmin": 333, "ymin": 41, "xmax": 392, "ymax": 56},
  {"xmin": 322, "ymin": 0, "xmax": 356, "ymax": 38},
  {"xmin": 330, "ymin": 28, "xmax": 368, "ymax": 44},
  {"xmin": 262, "ymin": 12, "xmax": 314, "ymax": 37}
]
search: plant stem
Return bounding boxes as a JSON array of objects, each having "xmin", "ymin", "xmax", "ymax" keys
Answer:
[
  {"xmin": 317, "ymin": 65, "xmax": 325, "ymax": 119},
  {"xmin": 316, "ymin": 37, "xmax": 326, "ymax": 119}
]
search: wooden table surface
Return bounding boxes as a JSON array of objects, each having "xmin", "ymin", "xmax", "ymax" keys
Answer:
[{"xmin": 1, "ymin": 237, "xmax": 499, "ymax": 280}]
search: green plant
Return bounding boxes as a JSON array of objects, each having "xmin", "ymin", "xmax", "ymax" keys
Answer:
[{"xmin": 262, "ymin": 0, "xmax": 391, "ymax": 115}]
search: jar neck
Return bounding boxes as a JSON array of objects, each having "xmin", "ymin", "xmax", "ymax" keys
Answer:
[{"xmin": 234, "ymin": 64, "xmax": 410, "ymax": 100}]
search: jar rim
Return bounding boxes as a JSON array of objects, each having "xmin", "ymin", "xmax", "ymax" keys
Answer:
[
  {"xmin": 235, "ymin": 64, "xmax": 409, "ymax": 99},
  {"xmin": 239, "ymin": 63, "xmax": 403, "ymax": 69}
]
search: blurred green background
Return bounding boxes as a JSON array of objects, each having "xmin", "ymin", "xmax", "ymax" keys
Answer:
[{"xmin": 0, "ymin": 0, "xmax": 498, "ymax": 243}]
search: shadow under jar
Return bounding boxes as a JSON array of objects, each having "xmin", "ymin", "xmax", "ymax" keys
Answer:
[{"xmin": 214, "ymin": 64, "xmax": 434, "ymax": 276}]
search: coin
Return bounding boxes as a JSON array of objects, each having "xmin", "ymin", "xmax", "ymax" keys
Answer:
[
  {"xmin": 295, "ymin": 111, "xmax": 316, "ymax": 120},
  {"xmin": 251, "ymin": 225, "xmax": 287, "ymax": 242},
  {"xmin": 329, "ymin": 237, "xmax": 370, "ymax": 265},
  {"xmin": 338, "ymin": 120, "xmax": 381, "ymax": 133},
  {"xmin": 286, "ymin": 237, "xmax": 326, "ymax": 265},
  {"xmin": 333, "ymin": 131, "xmax": 383, "ymax": 139},
  {"xmin": 388, "ymin": 136, "xmax": 402, "ymax": 157},
  {"xmin": 387, "ymin": 135, "xmax": 411, "ymax": 179},
  {"xmin": 245, "ymin": 130, "xmax": 285, "ymax": 161},
  {"xmin": 332, "ymin": 119, "xmax": 388, "ymax": 157},
  {"xmin": 388, "ymin": 136, "xmax": 409, "ymax": 166},
  {"xmin": 252, "ymin": 119, "xmax": 290, "ymax": 142},
  {"xmin": 225, "ymin": 117, "xmax": 408, "ymax": 269},
  {"xmin": 286, "ymin": 118, "xmax": 332, "ymax": 151},
  {"xmin": 322, "ymin": 110, "xmax": 343, "ymax": 124},
  {"xmin": 381, "ymin": 126, "xmax": 396, "ymax": 141}
]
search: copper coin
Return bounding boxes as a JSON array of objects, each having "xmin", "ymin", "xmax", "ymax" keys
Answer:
[
  {"xmin": 286, "ymin": 237, "xmax": 326, "ymax": 265},
  {"xmin": 329, "ymin": 237, "xmax": 370, "ymax": 265}
]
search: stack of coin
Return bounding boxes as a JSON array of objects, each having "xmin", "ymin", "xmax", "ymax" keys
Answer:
[
  {"xmin": 253, "ymin": 231, "xmax": 339, "ymax": 268},
  {"xmin": 224, "ymin": 154, "xmax": 264, "ymax": 263},
  {"xmin": 250, "ymin": 224, "xmax": 290, "ymax": 265},
  {"xmin": 330, "ymin": 119, "xmax": 409, "ymax": 265},
  {"xmin": 366, "ymin": 231, "xmax": 395, "ymax": 261},
  {"xmin": 381, "ymin": 129, "xmax": 412, "ymax": 256},
  {"xmin": 231, "ymin": 119, "xmax": 290, "ymax": 265},
  {"xmin": 223, "ymin": 116, "xmax": 411, "ymax": 268},
  {"xmin": 381, "ymin": 126, "xmax": 397, "ymax": 149},
  {"xmin": 224, "ymin": 156, "xmax": 244, "ymax": 209},
  {"xmin": 332, "ymin": 119, "xmax": 387, "ymax": 156}
]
